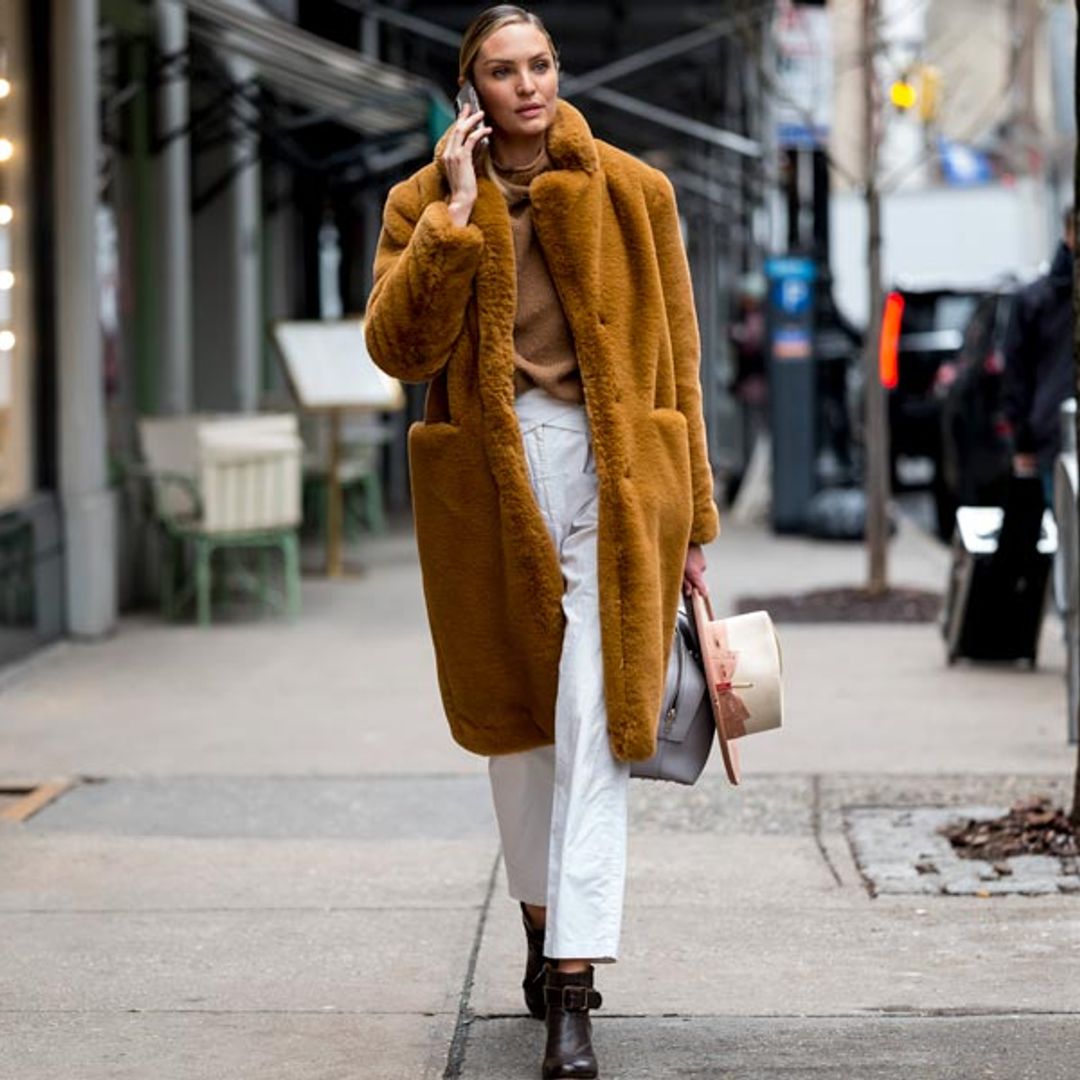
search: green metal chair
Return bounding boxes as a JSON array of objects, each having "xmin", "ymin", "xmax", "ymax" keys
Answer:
[
  {"xmin": 300, "ymin": 414, "xmax": 390, "ymax": 540},
  {"xmin": 134, "ymin": 415, "xmax": 303, "ymax": 627},
  {"xmin": 303, "ymin": 443, "xmax": 386, "ymax": 540},
  {"xmin": 127, "ymin": 464, "xmax": 299, "ymax": 627}
]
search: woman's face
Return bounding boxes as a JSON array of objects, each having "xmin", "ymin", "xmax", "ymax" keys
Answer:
[{"xmin": 469, "ymin": 23, "xmax": 558, "ymax": 144}]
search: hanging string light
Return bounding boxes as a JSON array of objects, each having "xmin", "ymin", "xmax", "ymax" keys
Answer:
[{"xmin": 0, "ymin": 39, "xmax": 13, "ymax": 431}]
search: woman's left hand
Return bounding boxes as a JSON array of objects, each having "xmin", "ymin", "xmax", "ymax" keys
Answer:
[{"xmin": 682, "ymin": 542, "xmax": 708, "ymax": 597}]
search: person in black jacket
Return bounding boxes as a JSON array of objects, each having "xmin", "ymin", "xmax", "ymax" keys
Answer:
[{"xmin": 1002, "ymin": 205, "xmax": 1075, "ymax": 506}]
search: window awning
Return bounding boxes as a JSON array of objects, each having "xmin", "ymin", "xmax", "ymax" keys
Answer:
[{"xmin": 177, "ymin": 0, "xmax": 441, "ymax": 138}]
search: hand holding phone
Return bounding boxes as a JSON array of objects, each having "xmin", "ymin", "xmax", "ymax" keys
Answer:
[
  {"xmin": 443, "ymin": 80, "xmax": 492, "ymax": 226},
  {"xmin": 455, "ymin": 81, "xmax": 489, "ymax": 151}
]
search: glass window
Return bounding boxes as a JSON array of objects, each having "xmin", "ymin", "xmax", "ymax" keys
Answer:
[
  {"xmin": 0, "ymin": 0, "xmax": 30, "ymax": 510},
  {"xmin": 0, "ymin": 0, "xmax": 40, "ymax": 663}
]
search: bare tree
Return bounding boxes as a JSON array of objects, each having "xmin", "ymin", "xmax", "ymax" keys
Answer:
[{"xmin": 864, "ymin": 0, "xmax": 889, "ymax": 594}]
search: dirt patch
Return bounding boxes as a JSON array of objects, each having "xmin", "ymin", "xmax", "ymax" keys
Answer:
[{"xmin": 735, "ymin": 586, "xmax": 942, "ymax": 624}]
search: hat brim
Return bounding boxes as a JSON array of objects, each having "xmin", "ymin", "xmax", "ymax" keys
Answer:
[{"xmin": 691, "ymin": 590, "xmax": 742, "ymax": 786}]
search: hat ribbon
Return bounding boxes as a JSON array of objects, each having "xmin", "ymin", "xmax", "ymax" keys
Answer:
[{"xmin": 710, "ymin": 625, "xmax": 752, "ymax": 739}]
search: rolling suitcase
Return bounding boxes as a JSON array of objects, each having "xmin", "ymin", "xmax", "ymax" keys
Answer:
[{"xmin": 942, "ymin": 476, "xmax": 1058, "ymax": 665}]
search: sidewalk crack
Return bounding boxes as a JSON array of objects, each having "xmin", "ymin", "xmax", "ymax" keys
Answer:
[
  {"xmin": 443, "ymin": 846, "xmax": 501, "ymax": 1078},
  {"xmin": 812, "ymin": 775, "xmax": 844, "ymax": 887}
]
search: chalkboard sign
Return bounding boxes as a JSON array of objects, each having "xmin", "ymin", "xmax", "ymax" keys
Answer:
[{"xmin": 271, "ymin": 319, "xmax": 404, "ymax": 412}]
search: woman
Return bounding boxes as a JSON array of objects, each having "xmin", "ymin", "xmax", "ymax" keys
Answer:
[{"xmin": 365, "ymin": 7, "xmax": 718, "ymax": 1077}]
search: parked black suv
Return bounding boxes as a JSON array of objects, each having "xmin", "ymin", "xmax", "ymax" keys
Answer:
[
  {"xmin": 877, "ymin": 285, "xmax": 989, "ymax": 537},
  {"xmin": 934, "ymin": 287, "xmax": 1019, "ymax": 534}
]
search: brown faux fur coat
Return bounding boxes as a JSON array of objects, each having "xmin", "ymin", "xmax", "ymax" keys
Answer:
[{"xmin": 364, "ymin": 99, "xmax": 720, "ymax": 762}]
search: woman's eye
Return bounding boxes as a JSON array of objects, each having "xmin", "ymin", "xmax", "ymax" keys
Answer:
[
  {"xmin": 534, "ymin": 61, "xmax": 549, "ymax": 72},
  {"xmin": 492, "ymin": 68, "xmax": 508, "ymax": 77}
]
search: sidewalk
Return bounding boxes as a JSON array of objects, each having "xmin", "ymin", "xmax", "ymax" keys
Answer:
[{"xmin": 0, "ymin": 516, "xmax": 1076, "ymax": 1079}]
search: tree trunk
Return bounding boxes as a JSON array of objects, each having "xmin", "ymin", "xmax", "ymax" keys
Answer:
[
  {"xmin": 864, "ymin": 0, "xmax": 889, "ymax": 594},
  {"xmin": 1071, "ymin": 0, "xmax": 1080, "ymax": 827}
]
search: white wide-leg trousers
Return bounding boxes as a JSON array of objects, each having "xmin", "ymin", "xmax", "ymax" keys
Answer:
[{"xmin": 487, "ymin": 387, "xmax": 631, "ymax": 964}]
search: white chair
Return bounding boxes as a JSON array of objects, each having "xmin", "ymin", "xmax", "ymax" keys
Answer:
[{"xmin": 136, "ymin": 414, "xmax": 303, "ymax": 625}]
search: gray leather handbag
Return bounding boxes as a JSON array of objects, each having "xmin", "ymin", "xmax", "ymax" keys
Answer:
[{"xmin": 630, "ymin": 594, "xmax": 715, "ymax": 785}]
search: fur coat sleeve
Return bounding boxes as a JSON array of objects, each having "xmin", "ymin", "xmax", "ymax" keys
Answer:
[{"xmin": 364, "ymin": 178, "xmax": 484, "ymax": 383}]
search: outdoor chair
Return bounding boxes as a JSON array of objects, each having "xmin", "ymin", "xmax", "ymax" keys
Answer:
[
  {"xmin": 300, "ymin": 412, "xmax": 392, "ymax": 539},
  {"xmin": 136, "ymin": 414, "xmax": 303, "ymax": 626}
]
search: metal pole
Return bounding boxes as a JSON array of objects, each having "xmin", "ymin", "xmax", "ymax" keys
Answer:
[
  {"xmin": 864, "ymin": 0, "xmax": 889, "ymax": 594},
  {"xmin": 131, "ymin": 33, "xmax": 157, "ymax": 415},
  {"xmin": 155, "ymin": 0, "xmax": 193, "ymax": 414},
  {"xmin": 361, "ymin": 11, "xmax": 382, "ymax": 300},
  {"xmin": 361, "ymin": 12, "xmax": 380, "ymax": 58},
  {"xmin": 226, "ymin": 56, "xmax": 261, "ymax": 413},
  {"xmin": 54, "ymin": 0, "xmax": 117, "ymax": 636},
  {"xmin": 557, "ymin": 12, "xmax": 752, "ymax": 97},
  {"xmin": 326, "ymin": 408, "xmax": 344, "ymax": 577},
  {"xmin": 583, "ymin": 87, "xmax": 761, "ymax": 158},
  {"xmin": 1068, "ymin": 0, "xmax": 1080, "ymax": 826}
]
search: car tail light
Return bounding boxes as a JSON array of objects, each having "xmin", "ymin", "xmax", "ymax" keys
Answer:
[
  {"xmin": 983, "ymin": 349, "xmax": 1004, "ymax": 374},
  {"xmin": 879, "ymin": 291, "xmax": 904, "ymax": 389}
]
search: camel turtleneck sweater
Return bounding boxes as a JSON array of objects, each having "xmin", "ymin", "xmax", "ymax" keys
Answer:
[{"xmin": 491, "ymin": 145, "xmax": 584, "ymax": 403}]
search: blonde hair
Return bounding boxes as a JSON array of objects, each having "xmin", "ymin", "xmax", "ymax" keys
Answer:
[
  {"xmin": 458, "ymin": 5, "xmax": 559, "ymax": 86},
  {"xmin": 458, "ymin": 5, "xmax": 559, "ymax": 189}
]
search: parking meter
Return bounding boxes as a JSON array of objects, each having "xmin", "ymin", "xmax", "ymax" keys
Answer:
[{"xmin": 766, "ymin": 256, "xmax": 817, "ymax": 532}]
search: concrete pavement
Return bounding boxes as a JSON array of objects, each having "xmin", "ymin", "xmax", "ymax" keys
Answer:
[{"xmin": 1, "ymin": 516, "xmax": 1076, "ymax": 1079}]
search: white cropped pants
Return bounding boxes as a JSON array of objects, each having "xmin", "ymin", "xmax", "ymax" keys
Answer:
[{"xmin": 487, "ymin": 387, "xmax": 631, "ymax": 964}]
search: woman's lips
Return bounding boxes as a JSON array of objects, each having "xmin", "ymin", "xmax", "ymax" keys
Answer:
[{"xmin": 517, "ymin": 104, "xmax": 544, "ymax": 116}]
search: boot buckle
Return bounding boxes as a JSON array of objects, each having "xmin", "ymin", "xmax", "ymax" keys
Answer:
[{"xmin": 544, "ymin": 984, "xmax": 602, "ymax": 1011}]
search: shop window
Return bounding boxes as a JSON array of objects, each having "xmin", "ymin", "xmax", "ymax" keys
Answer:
[
  {"xmin": 0, "ymin": 2, "xmax": 41, "ymax": 660},
  {"xmin": 0, "ymin": 7, "xmax": 29, "ymax": 511}
]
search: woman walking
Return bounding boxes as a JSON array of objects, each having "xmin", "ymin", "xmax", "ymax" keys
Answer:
[{"xmin": 364, "ymin": 7, "xmax": 719, "ymax": 1076}]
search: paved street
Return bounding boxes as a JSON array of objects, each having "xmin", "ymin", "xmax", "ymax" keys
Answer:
[{"xmin": 1, "ymin": 516, "xmax": 1076, "ymax": 1079}]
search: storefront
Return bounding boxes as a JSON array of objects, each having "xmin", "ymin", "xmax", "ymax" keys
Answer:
[
  {"xmin": 0, "ymin": 0, "xmax": 440, "ymax": 668},
  {"xmin": 0, "ymin": 0, "xmax": 64, "ymax": 667}
]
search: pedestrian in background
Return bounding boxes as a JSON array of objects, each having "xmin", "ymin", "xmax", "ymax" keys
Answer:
[
  {"xmin": 364, "ymin": 6, "xmax": 719, "ymax": 1077},
  {"xmin": 1002, "ymin": 204, "xmax": 1075, "ymax": 507}
]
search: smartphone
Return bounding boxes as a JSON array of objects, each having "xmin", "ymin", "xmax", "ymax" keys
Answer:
[{"xmin": 454, "ymin": 80, "xmax": 489, "ymax": 150}]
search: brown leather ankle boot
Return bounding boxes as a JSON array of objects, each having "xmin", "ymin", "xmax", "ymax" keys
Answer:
[
  {"xmin": 520, "ymin": 902, "xmax": 550, "ymax": 1020},
  {"xmin": 541, "ymin": 964, "xmax": 602, "ymax": 1079}
]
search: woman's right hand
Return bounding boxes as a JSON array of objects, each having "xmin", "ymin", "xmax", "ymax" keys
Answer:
[{"xmin": 442, "ymin": 104, "xmax": 492, "ymax": 228}]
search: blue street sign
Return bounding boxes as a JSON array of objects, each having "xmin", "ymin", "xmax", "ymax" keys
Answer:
[{"xmin": 765, "ymin": 256, "xmax": 816, "ymax": 318}]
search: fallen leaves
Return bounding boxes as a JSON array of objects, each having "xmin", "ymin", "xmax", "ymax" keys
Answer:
[{"xmin": 939, "ymin": 798, "xmax": 1079, "ymax": 861}]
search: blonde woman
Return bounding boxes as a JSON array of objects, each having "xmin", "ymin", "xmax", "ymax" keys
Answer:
[{"xmin": 365, "ymin": 6, "xmax": 718, "ymax": 1076}]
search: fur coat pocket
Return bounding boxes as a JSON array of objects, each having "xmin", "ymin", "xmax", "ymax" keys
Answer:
[{"xmin": 407, "ymin": 421, "xmax": 549, "ymax": 754}]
